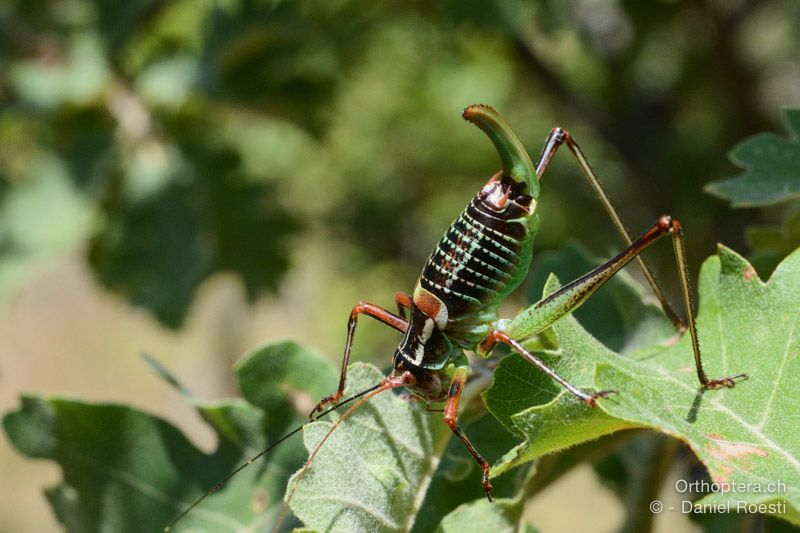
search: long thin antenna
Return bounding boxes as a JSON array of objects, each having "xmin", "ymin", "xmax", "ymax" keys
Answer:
[{"xmin": 164, "ymin": 382, "xmax": 384, "ymax": 532}]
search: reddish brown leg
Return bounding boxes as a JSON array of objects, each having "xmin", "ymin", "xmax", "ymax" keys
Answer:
[
  {"xmin": 444, "ymin": 367, "xmax": 494, "ymax": 501},
  {"xmin": 480, "ymin": 331, "xmax": 616, "ymax": 407},
  {"xmin": 395, "ymin": 292, "xmax": 413, "ymax": 319},
  {"xmin": 309, "ymin": 302, "xmax": 408, "ymax": 417}
]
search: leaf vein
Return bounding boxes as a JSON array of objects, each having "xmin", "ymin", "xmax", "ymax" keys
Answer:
[{"xmin": 757, "ymin": 316, "xmax": 798, "ymax": 431}]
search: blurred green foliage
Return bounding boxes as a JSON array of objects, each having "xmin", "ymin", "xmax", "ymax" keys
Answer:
[
  {"xmin": 745, "ymin": 209, "xmax": 800, "ymax": 276},
  {"xmin": 2, "ymin": 0, "xmax": 799, "ymax": 326},
  {"xmin": 3, "ymin": 342, "xmax": 337, "ymax": 532},
  {"xmin": 706, "ymin": 109, "xmax": 800, "ymax": 207}
]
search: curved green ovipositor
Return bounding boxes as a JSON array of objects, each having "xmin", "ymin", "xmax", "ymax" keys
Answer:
[{"xmin": 463, "ymin": 104, "xmax": 539, "ymax": 198}]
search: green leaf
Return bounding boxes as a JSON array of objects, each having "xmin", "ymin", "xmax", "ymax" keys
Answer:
[
  {"xmin": 435, "ymin": 494, "xmax": 525, "ymax": 533},
  {"xmin": 485, "ymin": 245, "xmax": 800, "ymax": 524},
  {"xmin": 285, "ymin": 363, "xmax": 528, "ymax": 533},
  {"xmin": 705, "ymin": 109, "xmax": 800, "ymax": 207},
  {"xmin": 286, "ymin": 363, "xmax": 443, "ymax": 533},
  {"xmin": 89, "ymin": 139, "xmax": 300, "ymax": 328},
  {"xmin": 3, "ymin": 396, "xmax": 273, "ymax": 532},
  {"xmin": 236, "ymin": 340, "xmax": 339, "ymax": 432},
  {"xmin": 3, "ymin": 341, "xmax": 337, "ymax": 532},
  {"xmin": 0, "ymin": 149, "xmax": 94, "ymax": 305},
  {"xmin": 485, "ymin": 348, "xmax": 631, "ymax": 469}
]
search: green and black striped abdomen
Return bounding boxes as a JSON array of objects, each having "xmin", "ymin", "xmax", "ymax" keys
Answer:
[{"xmin": 419, "ymin": 179, "xmax": 535, "ymax": 324}]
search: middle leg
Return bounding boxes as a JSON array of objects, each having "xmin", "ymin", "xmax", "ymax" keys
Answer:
[
  {"xmin": 479, "ymin": 331, "xmax": 616, "ymax": 406},
  {"xmin": 443, "ymin": 364, "xmax": 494, "ymax": 501}
]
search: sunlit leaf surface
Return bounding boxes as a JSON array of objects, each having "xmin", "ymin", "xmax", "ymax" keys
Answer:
[{"xmin": 486, "ymin": 246, "xmax": 800, "ymax": 524}]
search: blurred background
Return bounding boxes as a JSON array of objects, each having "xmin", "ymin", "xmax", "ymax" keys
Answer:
[{"xmin": 1, "ymin": 0, "xmax": 799, "ymax": 531}]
